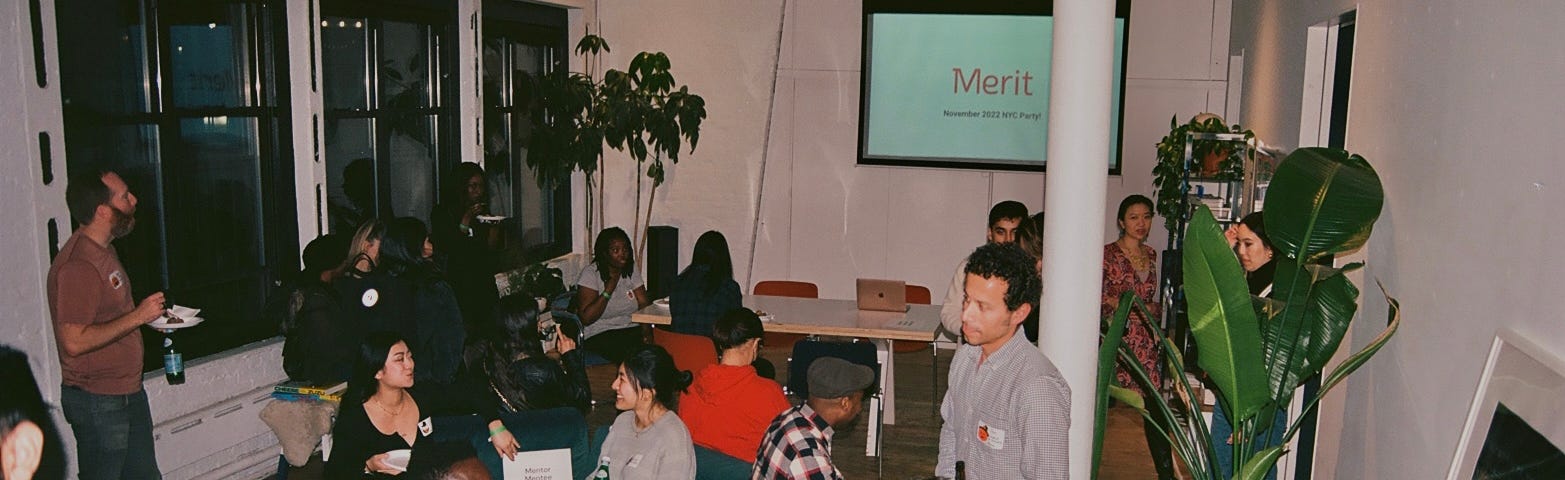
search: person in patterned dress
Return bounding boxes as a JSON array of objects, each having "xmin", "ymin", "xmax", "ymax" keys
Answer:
[{"xmin": 1101, "ymin": 194, "xmax": 1172, "ymax": 479}]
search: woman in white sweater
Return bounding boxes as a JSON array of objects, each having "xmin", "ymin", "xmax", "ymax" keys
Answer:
[{"xmin": 596, "ymin": 344, "xmax": 696, "ymax": 480}]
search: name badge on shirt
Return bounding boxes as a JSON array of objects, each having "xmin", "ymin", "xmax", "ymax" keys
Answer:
[
  {"xmin": 977, "ymin": 421, "xmax": 1006, "ymax": 450},
  {"xmin": 109, "ymin": 270, "xmax": 126, "ymax": 290},
  {"xmin": 626, "ymin": 454, "xmax": 644, "ymax": 469},
  {"xmin": 418, "ymin": 418, "xmax": 433, "ymax": 436}
]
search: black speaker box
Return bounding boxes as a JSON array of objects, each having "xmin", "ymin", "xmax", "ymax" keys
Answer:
[{"xmin": 646, "ymin": 225, "xmax": 679, "ymax": 299}]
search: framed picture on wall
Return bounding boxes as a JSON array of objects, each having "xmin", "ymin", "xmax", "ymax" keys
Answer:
[{"xmin": 1446, "ymin": 328, "xmax": 1565, "ymax": 479}]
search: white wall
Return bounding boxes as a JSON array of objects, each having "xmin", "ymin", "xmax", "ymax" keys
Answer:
[
  {"xmin": 0, "ymin": 0, "xmax": 74, "ymax": 475},
  {"xmin": 1230, "ymin": 1, "xmax": 1565, "ymax": 478},
  {"xmin": 587, "ymin": 0, "xmax": 1236, "ymax": 306}
]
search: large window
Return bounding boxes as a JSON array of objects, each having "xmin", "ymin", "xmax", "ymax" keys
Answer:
[
  {"xmin": 321, "ymin": 1, "xmax": 458, "ymax": 233},
  {"xmin": 482, "ymin": 0, "xmax": 571, "ymax": 264},
  {"xmin": 57, "ymin": 0, "xmax": 297, "ymax": 371}
]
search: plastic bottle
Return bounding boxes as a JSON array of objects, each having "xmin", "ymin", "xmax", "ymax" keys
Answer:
[
  {"xmin": 163, "ymin": 333, "xmax": 185, "ymax": 385},
  {"xmin": 954, "ymin": 461, "xmax": 967, "ymax": 480}
]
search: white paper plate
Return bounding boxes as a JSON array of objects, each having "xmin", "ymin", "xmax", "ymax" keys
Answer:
[
  {"xmin": 382, "ymin": 449, "xmax": 412, "ymax": 472},
  {"xmin": 653, "ymin": 297, "xmax": 670, "ymax": 308},
  {"xmin": 475, "ymin": 215, "xmax": 507, "ymax": 223},
  {"xmin": 148, "ymin": 316, "xmax": 204, "ymax": 330},
  {"xmin": 758, "ymin": 313, "xmax": 775, "ymax": 323}
]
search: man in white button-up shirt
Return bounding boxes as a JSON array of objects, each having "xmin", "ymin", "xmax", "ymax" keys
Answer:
[{"xmin": 937, "ymin": 243, "xmax": 1070, "ymax": 480}]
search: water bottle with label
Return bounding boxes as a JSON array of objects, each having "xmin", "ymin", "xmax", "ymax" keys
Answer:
[
  {"xmin": 163, "ymin": 333, "xmax": 185, "ymax": 385},
  {"xmin": 593, "ymin": 456, "xmax": 611, "ymax": 479}
]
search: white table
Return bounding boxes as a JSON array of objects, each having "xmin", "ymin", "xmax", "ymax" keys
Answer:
[{"xmin": 632, "ymin": 295, "xmax": 943, "ymax": 456}]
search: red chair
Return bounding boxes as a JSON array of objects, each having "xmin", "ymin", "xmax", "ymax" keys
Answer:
[
  {"xmin": 652, "ymin": 328, "xmax": 717, "ymax": 374},
  {"xmin": 753, "ymin": 280, "xmax": 818, "ymax": 298},
  {"xmin": 752, "ymin": 280, "xmax": 818, "ymax": 353},
  {"xmin": 893, "ymin": 285, "xmax": 933, "ymax": 353}
]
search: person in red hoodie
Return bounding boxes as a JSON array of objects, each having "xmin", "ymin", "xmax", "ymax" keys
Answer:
[{"xmin": 680, "ymin": 308, "xmax": 792, "ymax": 464}]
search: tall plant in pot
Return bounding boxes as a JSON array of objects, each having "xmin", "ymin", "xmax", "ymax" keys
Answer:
[
  {"xmin": 527, "ymin": 33, "xmax": 707, "ymax": 258},
  {"xmin": 1151, "ymin": 114, "xmax": 1255, "ymax": 233},
  {"xmin": 1092, "ymin": 148, "xmax": 1401, "ymax": 480}
]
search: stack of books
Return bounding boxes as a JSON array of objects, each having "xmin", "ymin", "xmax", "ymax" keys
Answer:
[{"xmin": 272, "ymin": 380, "xmax": 347, "ymax": 402}]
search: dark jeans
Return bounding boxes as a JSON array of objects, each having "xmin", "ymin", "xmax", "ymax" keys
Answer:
[{"xmin": 60, "ymin": 385, "xmax": 162, "ymax": 480}]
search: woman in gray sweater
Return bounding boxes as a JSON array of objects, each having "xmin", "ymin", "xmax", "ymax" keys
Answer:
[{"xmin": 597, "ymin": 344, "xmax": 696, "ymax": 480}]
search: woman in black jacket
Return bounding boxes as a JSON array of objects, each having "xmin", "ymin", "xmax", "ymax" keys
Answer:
[{"xmin": 466, "ymin": 294, "xmax": 591, "ymax": 415}]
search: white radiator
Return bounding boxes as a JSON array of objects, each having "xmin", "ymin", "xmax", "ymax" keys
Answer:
[{"xmin": 152, "ymin": 383, "xmax": 279, "ymax": 480}]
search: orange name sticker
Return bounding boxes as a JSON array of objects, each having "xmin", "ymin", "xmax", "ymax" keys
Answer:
[{"xmin": 977, "ymin": 424, "xmax": 989, "ymax": 442}]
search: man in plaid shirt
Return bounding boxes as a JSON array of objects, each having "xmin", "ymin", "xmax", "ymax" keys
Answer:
[{"xmin": 751, "ymin": 357, "xmax": 875, "ymax": 480}]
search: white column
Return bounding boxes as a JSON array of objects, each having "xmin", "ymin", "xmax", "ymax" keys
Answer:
[
  {"xmin": 456, "ymin": 0, "xmax": 482, "ymax": 165},
  {"xmin": 285, "ymin": 0, "xmax": 325, "ymax": 248},
  {"xmin": 1039, "ymin": 0, "xmax": 1115, "ymax": 477}
]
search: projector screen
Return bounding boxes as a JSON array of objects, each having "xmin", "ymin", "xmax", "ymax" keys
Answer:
[{"xmin": 857, "ymin": 1, "xmax": 1131, "ymax": 173}]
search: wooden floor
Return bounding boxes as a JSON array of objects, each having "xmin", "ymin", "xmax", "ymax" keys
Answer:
[{"xmin": 280, "ymin": 342, "xmax": 1161, "ymax": 479}]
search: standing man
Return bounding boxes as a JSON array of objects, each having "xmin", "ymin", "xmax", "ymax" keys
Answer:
[
  {"xmin": 48, "ymin": 169, "xmax": 166, "ymax": 479},
  {"xmin": 751, "ymin": 357, "xmax": 874, "ymax": 480},
  {"xmin": 937, "ymin": 243, "xmax": 1070, "ymax": 479},
  {"xmin": 939, "ymin": 200, "xmax": 1029, "ymax": 339}
]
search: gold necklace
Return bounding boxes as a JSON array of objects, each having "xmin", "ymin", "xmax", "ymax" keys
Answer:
[{"xmin": 372, "ymin": 391, "xmax": 406, "ymax": 416}]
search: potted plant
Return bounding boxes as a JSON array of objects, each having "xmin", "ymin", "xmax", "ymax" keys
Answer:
[
  {"xmin": 1151, "ymin": 114, "xmax": 1255, "ymax": 233},
  {"xmin": 527, "ymin": 33, "xmax": 708, "ymax": 259},
  {"xmin": 1094, "ymin": 148, "xmax": 1400, "ymax": 479}
]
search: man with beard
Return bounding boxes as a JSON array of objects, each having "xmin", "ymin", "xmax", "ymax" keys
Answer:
[
  {"xmin": 750, "ymin": 357, "xmax": 873, "ymax": 480},
  {"xmin": 48, "ymin": 169, "xmax": 167, "ymax": 479}
]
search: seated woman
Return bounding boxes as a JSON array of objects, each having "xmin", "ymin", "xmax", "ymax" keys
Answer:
[
  {"xmin": 467, "ymin": 294, "xmax": 591, "ymax": 415},
  {"xmin": 575, "ymin": 227, "xmax": 651, "ymax": 363},
  {"xmin": 276, "ymin": 233, "xmax": 351, "ymax": 383},
  {"xmin": 383, "ymin": 217, "xmax": 466, "ymax": 385},
  {"xmin": 679, "ymin": 308, "xmax": 790, "ymax": 463},
  {"xmin": 326, "ymin": 333, "xmax": 515, "ymax": 478},
  {"xmin": 598, "ymin": 345, "xmax": 697, "ymax": 480},
  {"xmin": 669, "ymin": 230, "xmax": 741, "ymax": 336}
]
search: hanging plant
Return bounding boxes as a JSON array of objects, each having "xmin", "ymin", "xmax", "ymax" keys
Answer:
[{"xmin": 1151, "ymin": 114, "xmax": 1254, "ymax": 233}]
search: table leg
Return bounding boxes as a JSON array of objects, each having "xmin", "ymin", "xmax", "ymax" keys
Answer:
[{"xmin": 865, "ymin": 339, "xmax": 894, "ymax": 457}]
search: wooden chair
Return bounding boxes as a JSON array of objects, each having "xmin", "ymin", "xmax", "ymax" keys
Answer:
[
  {"xmin": 651, "ymin": 328, "xmax": 718, "ymax": 374},
  {"xmin": 752, "ymin": 280, "xmax": 818, "ymax": 352}
]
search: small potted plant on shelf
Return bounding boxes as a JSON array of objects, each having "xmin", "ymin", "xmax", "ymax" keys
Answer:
[{"xmin": 1151, "ymin": 113, "xmax": 1255, "ymax": 232}]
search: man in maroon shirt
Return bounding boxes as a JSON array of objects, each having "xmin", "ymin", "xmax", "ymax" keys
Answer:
[{"xmin": 48, "ymin": 169, "xmax": 166, "ymax": 479}]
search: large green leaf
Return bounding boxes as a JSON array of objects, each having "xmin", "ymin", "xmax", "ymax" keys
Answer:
[
  {"xmin": 1264, "ymin": 148, "xmax": 1384, "ymax": 264},
  {"xmin": 1092, "ymin": 292, "xmax": 1136, "ymax": 479},
  {"xmin": 1286, "ymin": 283, "xmax": 1402, "ymax": 442},
  {"xmin": 1261, "ymin": 259, "xmax": 1360, "ymax": 399},
  {"xmin": 1232, "ymin": 445, "xmax": 1287, "ymax": 480},
  {"xmin": 1183, "ymin": 206, "xmax": 1270, "ymax": 423}
]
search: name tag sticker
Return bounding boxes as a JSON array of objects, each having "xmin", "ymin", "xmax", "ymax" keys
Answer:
[
  {"xmin": 627, "ymin": 454, "xmax": 644, "ymax": 469},
  {"xmin": 362, "ymin": 288, "xmax": 379, "ymax": 307},
  {"xmin": 418, "ymin": 418, "xmax": 433, "ymax": 436},
  {"xmin": 977, "ymin": 421, "xmax": 1006, "ymax": 450},
  {"xmin": 109, "ymin": 270, "xmax": 126, "ymax": 290}
]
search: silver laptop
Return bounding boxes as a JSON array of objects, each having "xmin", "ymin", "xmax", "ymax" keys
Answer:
[{"xmin": 856, "ymin": 278, "xmax": 908, "ymax": 312}]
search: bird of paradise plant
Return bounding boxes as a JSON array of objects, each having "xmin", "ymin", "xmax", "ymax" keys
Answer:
[{"xmin": 1093, "ymin": 147, "xmax": 1402, "ymax": 480}]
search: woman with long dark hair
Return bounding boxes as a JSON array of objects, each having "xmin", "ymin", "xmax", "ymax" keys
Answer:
[
  {"xmin": 466, "ymin": 294, "xmax": 591, "ymax": 414},
  {"xmin": 326, "ymin": 333, "xmax": 509, "ymax": 478},
  {"xmin": 382, "ymin": 217, "xmax": 466, "ymax": 385},
  {"xmin": 575, "ymin": 227, "xmax": 651, "ymax": 362},
  {"xmin": 668, "ymin": 230, "xmax": 741, "ymax": 336},
  {"xmin": 597, "ymin": 344, "xmax": 696, "ymax": 479},
  {"xmin": 431, "ymin": 162, "xmax": 502, "ymax": 332}
]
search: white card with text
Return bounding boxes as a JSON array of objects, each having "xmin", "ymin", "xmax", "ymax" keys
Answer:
[{"xmin": 502, "ymin": 448, "xmax": 572, "ymax": 480}]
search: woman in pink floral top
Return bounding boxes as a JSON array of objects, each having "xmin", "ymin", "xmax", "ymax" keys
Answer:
[
  {"xmin": 1101, "ymin": 194, "xmax": 1161, "ymax": 393},
  {"xmin": 1102, "ymin": 194, "xmax": 1173, "ymax": 478}
]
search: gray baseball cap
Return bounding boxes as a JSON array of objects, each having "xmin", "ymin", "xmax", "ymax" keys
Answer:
[{"xmin": 807, "ymin": 357, "xmax": 874, "ymax": 399}]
